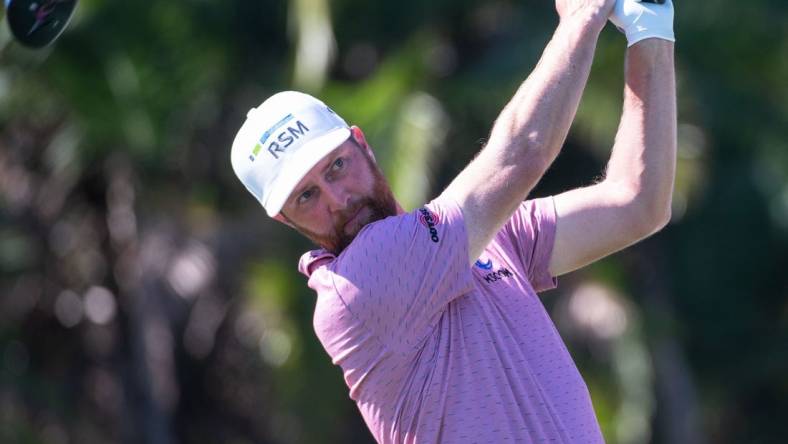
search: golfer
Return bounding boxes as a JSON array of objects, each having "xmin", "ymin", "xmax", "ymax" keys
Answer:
[{"xmin": 231, "ymin": 0, "xmax": 676, "ymax": 441}]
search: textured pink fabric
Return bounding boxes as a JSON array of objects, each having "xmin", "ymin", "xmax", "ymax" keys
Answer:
[{"xmin": 299, "ymin": 196, "xmax": 604, "ymax": 444}]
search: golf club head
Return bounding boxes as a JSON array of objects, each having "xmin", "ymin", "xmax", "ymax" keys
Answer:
[{"xmin": 5, "ymin": 0, "xmax": 78, "ymax": 48}]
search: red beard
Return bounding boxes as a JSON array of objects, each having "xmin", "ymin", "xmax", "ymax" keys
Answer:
[{"xmin": 288, "ymin": 149, "xmax": 398, "ymax": 255}]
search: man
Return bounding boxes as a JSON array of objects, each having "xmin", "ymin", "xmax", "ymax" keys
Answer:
[{"xmin": 230, "ymin": 0, "xmax": 676, "ymax": 441}]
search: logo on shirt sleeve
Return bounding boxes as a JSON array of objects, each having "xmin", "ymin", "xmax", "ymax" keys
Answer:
[{"xmin": 418, "ymin": 208, "xmax": 441, "ymax": 243}]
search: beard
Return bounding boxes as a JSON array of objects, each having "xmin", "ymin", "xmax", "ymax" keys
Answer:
[{"xmin": 287, "ymin": 149, "xmax": 398, "ymax": 256}]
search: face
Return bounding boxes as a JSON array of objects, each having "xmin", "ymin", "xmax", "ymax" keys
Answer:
[{"xmin": 278, "ymin": 128, "xmax": 399, "ymax": 255}]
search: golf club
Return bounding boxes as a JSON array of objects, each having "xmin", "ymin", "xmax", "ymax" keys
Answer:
[{"xmin": 4, "ymin": 0, "xmax": 77, "ymax": 48}]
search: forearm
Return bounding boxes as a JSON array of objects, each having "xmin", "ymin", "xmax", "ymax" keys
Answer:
[
  {"xmin": 604, "ymin": 40, "xmax": 677, "ymax": 226},
  {"xmin": 487, "ymin": 18, "xmax": 603, "ymax": 185},
  {"xmin": 442, "ymin": 2, "xmax": 614, "ymax": 262}
]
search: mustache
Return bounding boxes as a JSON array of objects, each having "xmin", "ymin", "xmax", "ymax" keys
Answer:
[
  {"xmin": 333, "ymin": 197, "xmax": 381, "ymax": 237},
  {"xmin": 329, "ymin": 194, "xmax": 394, "ymax": 254},
  {"xmin": 335, "ymin": 200, "xmax": 367, "ymax": 229}
]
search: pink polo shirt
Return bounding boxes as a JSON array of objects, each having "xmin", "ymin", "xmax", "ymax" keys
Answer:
[{"xmin": 298, "ymin": 196, "xmax": 604, "ymax": 444}]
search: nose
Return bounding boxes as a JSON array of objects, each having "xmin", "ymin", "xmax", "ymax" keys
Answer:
[{"xmin": 322, "ymin": 183, "xmax": 351, "ymax": 213}]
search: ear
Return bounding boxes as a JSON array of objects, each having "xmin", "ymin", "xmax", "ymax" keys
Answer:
[
  {"xmin": 350, "ymin": 125, "xmax": 377, "ymax": 162},
  {"xmin": 350, "ymin": 125, "xmax": 367, "ymax": 147}
]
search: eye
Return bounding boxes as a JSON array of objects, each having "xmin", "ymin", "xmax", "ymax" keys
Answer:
[
  {"xmin": 331, "ymin": 157, "xmax": 345, "ymax": 171},
  {"xmin": 297, "ymin": 187, "xmax": 316, "ymax": 205}
]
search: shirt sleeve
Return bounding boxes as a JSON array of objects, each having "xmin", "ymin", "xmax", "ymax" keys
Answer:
[
  {"xmin": 327, "ymin": 196, "xmax": 475, "ymax": 353},
  {"xmin": 496, "ymin": 196, "xmax": 558, "ymax": 293}
]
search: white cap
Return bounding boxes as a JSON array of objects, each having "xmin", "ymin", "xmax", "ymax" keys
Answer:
[{"xmin": 230, "ymin": 91, "xmax": 351, "ymax": 216}]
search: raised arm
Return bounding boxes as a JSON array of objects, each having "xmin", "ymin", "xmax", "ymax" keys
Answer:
[
  {"xmin": 441, "ymin": 0, "xmax": 616, "ymax": 263},
  {"xmin": 547, "ymin": 0, "xmax": 677, "ymax": 277}
]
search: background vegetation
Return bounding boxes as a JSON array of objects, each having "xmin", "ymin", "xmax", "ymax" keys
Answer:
[{"xmin": 1, "ymin": 0, "xmax": 786, "ymax": 443}]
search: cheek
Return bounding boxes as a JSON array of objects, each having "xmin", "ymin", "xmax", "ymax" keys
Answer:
[
  {"xmin": 350, "ymin": 161, "xmax": 378, "ymax": 194},
  {"xmin": 301, "ymin": 206, "xmax": 337, "ymax": 235},
  {"xmin": 295, "ymin": 209, "xmax": 323, "ymax": 231}
]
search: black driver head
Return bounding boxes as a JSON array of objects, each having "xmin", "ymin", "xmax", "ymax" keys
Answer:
[{"xmin": 5, "ymin": 0, "xmax": 78, "ymax": 48}]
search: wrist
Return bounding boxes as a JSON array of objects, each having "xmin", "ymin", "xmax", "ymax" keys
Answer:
[
  {"xmin": 625, "ymin": 30, "xmax": 676, "ymax": 48},
  {"xmin": 558, "ymin": 14, "xmax": 606, "ymax": 43},
  {"xmin": 627, "ymin": 39, "xmax": 675, "ymax": 64}
]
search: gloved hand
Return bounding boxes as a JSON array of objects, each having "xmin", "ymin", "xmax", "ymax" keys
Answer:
[{"xmin": 609, "ymin": 0, "xmax": 675, "ymax": 47}]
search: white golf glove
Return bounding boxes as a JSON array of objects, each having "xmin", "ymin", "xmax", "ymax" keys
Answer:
[{"xmin": 609, "ymin": 0, "xmax": 675, "ymax": 47}]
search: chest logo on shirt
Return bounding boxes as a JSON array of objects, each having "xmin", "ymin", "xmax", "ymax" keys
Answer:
[
  {"xmin": 483, "ymin": 267, "xmax": 514, "ymax": 283},
  {"xmin": 475, "ymin": 258, "xmax": 493, "ymax": 270},
  {"xmin": 476, "ymin": 257, "xmax": 513, "ymax": 283},
  {"xmin": 418, "ymin": 208, "xmax": 441, "ymax": 243}
]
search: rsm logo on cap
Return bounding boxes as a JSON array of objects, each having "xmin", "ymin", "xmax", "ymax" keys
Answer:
[{"xmin": 249, "ymin": 114, "xmax": 311, "ymax": 161}]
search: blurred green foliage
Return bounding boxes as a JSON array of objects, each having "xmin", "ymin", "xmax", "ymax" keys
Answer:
[{"xmin": 1, "ymin": 0, "xmax": 787, "ymax": 443}]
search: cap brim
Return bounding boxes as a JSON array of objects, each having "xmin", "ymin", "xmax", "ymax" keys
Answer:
[
  {"xmin": 263, "ymin": 127, "xmax": 351, "ymax": 217},
  {"xmin": 6, "ymin": 0, "xmax": 77, "ymax": 48}
]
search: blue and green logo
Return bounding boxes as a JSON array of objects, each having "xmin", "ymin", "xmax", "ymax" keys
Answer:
[{"xmin": 249, "ymin": 114, "xmax": 295, "ymax": 161}]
